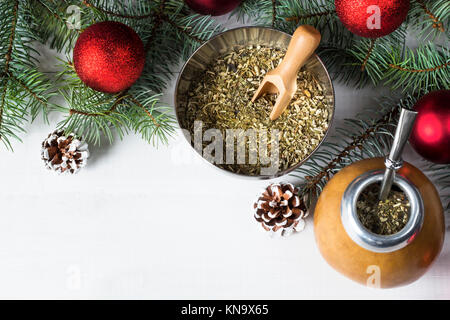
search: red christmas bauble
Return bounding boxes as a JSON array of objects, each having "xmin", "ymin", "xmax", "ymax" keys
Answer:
[
  {"xmin": 409, "ymin": 90, "xmax": 450, "ymax": 164},
  {"xmin": 73, "ymin": 21, "xmax": 145, "ymax": 93},
  {"xmin": 185, "ymin": 0, "xmax": 242, "ymax": 16},
  {"xmin": 335, "ymin": 0, "xmax": 410, "ymax": 38}
]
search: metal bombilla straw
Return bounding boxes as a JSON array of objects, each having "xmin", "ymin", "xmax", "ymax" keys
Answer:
[{"xmin": 379, "ymin": 108, "xmax": 418, "ymax": 201}]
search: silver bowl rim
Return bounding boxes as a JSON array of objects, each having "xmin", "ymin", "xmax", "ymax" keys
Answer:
[{"xmin": 174, "ymin": 26, "xmax": 336, "ymax": 180}]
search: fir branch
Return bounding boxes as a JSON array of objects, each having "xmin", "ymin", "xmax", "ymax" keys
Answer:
[
  {"xmin": 415, "ymin": 0, "xmax": 445, "ymax": 33},
  {"xmin": 109, "ymin": 90, "xmax": 129, "ymax": 113},
  {"xmin": 423, "ymin": 162, "xmax": 450, "ymax": 214},
  {"xmin": 232, "ymin": 0, "xmax": 270, "ymax": 23},
  {"xmin": 388, "ymin": 61, "xmax": 450, "ymax": 73},
  {"xmin": 31, "ymin": 0, "xmax": 81, "ymax": 54},
  {"xmin": 144, "ymin": 1, "xmax": 166, "ymax": 52},
  {"xmin": 409, "ymin": 0, "xmax": 449, "ymax": 40},
  {"xmin": 57, "ymin": 88, "xmax": 130, "ymax": 145},
  {"xmin": 271, "ymin": 0, "xmax": 277, "ymax": 27},
  {"xmin": 324, "ymin": 40, "xmax": 373, "ymax": 88},
  {"xmin": 0, "ymin": 0, "xmax": 19, "ymax": 146},
  {"xmin": 81, "ymin": 0, "xmax": 153, "ymax": 20},
  {"xmin": 304, "ymin": 105, "xmax": 399, "ymax": 191},
  {"xmin": 11, "ymin": 74, "xmax": 45, "ymax": 107},
  {"xmin": 3, "ymin": 0, "xmax": 19, "ymax": 76},
  {"xmin": 382, "ymin": 43, "xmax": 449, "ymax": 92},
  {"xmin": 14, "ymin": 72, "xmax": 57, "ymax": 121},
  {"xmin": 277, "ymin": 0, "xmax": 338, "ymax": 32},
  {"xmin": 361, "ymin": 39, "xmax": 376, "ymax": 72},
  {"xmin": 68, "ymin": 93, "xmax": 128, "ymax": 117},
  {"xmin": 145, "ymin": 15, "xmax": 164, "ymax": 53},
  {"xmin": 35, "ymin": 0, "xmax": 69, "ymax": 27},
  {"xmin": 233, "ymin": 0, "xmax": 279, "ymax": 26},
  {"xmin": 124, "ymin": 93, "xmax": 176, "ymax": 145},
  {"xmin": 285, "ymin": 10, "xmax": 335, "ymax": 23},
  {"xmin": 161, "ymin": 14, "xmax": 203, "ymax": 44},
  {"xmin": 128, "ymin": 95, "xmax": 160, "ymax": 127},
  {"xmin": 0, "ymin": 79, "xmax": 7, "ymax": 136}
]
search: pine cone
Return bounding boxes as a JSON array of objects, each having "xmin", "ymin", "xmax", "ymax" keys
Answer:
[
  {"xmin": 41, "ymin": 131, "xmax": 89, "ymax": 174},
  {"xmin": 254, "ymin": 183, "xmax": 308, "ymax": 237}
]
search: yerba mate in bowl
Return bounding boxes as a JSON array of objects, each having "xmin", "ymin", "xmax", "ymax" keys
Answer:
[{"xmin": 175, "ymin": 27, "xmax": 334, "ymax": 178}]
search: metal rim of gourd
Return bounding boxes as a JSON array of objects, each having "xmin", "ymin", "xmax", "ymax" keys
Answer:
[{"xmin": 341, "ymin": 169, "xmax": 425, "ymax": 253}]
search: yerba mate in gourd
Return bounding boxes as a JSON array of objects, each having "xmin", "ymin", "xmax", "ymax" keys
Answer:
[{"xmin": 356, "ymin": 183, "xmax": 410, "ymax": 235}]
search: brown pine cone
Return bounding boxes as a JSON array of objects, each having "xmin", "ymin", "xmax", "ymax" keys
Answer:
[
  {"xmin": 41, "ymin": 130, "xmax": 89, "ymax": 174},
  {"xmin": 254, "ymin": 183, "xmax": 308, "ymax": 237}
]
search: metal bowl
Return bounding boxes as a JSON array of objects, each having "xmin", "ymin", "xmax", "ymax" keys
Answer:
[{"xmin": 174, "ymin": 27, "xmax": 335, "ymax": 179}]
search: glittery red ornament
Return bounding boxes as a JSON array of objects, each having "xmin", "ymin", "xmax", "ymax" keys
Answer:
[
  {"xmin": 73, "ymin": 21, "xmax": 145, "ymax": 93},
  {"xmin": 409, "ymin": 90, "xmax": 450, "ymax": 164},
  {"xmin": 335, "ymin": 0, "xmax": 410, "ymax": 38},
  {"xmin": 185, "ymin": 0, "xmax": 242, "ymax": 16}
]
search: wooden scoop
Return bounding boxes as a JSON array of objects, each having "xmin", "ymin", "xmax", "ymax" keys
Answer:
[{"xmin": 251, "ymin": 25, "xmax": 321, "ymax": 121}]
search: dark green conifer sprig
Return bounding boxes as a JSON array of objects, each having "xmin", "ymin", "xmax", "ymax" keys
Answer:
[
  {"xmin": 0, "ymin": 0, "xmax": 56, "ymax": 150},
  {"xmin": 424, "ymin": 162, "xmax": 450, "ymax": 213},
  {"xmin": 56, "ymin": 87, "xmax": 130, "ymax": 145},
  {"xmin": 278, "ymin": 0, "xmax": 337, "ymax": 31},
  {"xmin": 409, "ymin": 0, "xmax": 449, "ymax": 40},
  {"xmin": 232, "ymin": 0, "xmax": 281, "ymax": 26},
  {"xmin": 31, "ymin": 0, "xmax": 81, "ymax": 55},
  {"xmin": 383, "ymin": 43, "xmax": 449, "ymax": 92}
]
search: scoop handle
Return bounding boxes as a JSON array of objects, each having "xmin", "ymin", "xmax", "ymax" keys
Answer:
[{"xmin": 276, "ymin": 25, "xmax": 321, "ymax": 83}]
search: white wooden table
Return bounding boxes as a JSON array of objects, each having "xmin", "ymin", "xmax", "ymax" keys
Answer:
[{"xmin": 0, "ymin": 15, "xmax": 448, "ymax": 300}]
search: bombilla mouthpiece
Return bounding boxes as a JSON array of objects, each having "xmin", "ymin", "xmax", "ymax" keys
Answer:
[{"xmin": 379, "ymin": 108, "xmax": 418, "ymax": 201}]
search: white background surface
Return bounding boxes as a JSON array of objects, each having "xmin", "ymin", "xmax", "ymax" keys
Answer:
[{"xmin": 0, "ymin": 15, "xmax": 449, "ymax": 300}]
